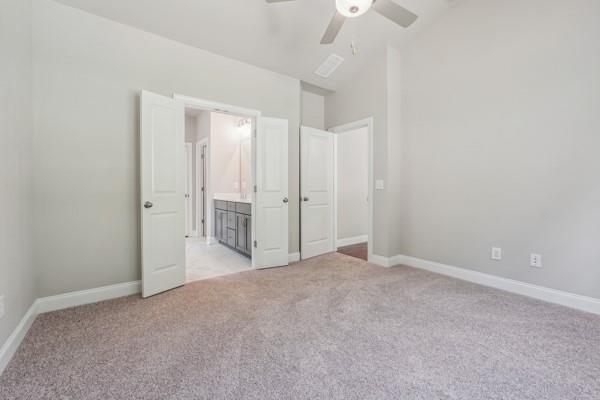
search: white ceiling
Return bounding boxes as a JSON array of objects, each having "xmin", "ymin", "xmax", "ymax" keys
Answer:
[{"xmin": 54, "ymin": 0, "xmax": 457, "ymax": 91}]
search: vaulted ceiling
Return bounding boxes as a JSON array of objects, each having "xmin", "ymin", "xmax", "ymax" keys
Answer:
[{"xmin": 54, "ymin": 0, "xmax": 457, "ymax": 91}]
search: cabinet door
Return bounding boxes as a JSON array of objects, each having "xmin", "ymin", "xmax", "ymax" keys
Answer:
[
  {"xmin": 245, "ymin": 215, "xmax": 252, "ymax": 255},
  {"xmin": 214, "ymin": 210, "xmax": 221, "ymax": 240},
  {"xmin": 236, "ymin": 214, "xmax": 246, "ymax": 252}
]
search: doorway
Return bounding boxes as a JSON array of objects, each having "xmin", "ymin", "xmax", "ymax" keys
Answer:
[
  {"xmin": 330, "ymin": 118, "xmax": 373, "ymax": 262},
  {"xmin": 140, "ymin": 90, "xmax": 290, "ymax": 298},
  {"xmin": 299, "ymin": 118, "xmax": 373, "ymax": 262}
]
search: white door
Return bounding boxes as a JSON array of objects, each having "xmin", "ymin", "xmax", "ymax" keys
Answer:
[
  {"xmin": 140, "ymin": 90, "xmax": 186, "ymax": 298},
  {"xmin": 184, "ymin": 143, "xmax": 193, "ymax": 237},
  {"xmin": 255, "ymin": 117, "xmax": 289, "ymax": 269},
  {"xmin": 301, "ymin": 126, "xmax": 335, "ymax": 259}
]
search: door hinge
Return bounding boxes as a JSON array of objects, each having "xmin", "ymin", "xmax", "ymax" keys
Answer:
[
  {"xmin": 201, "ymin": 154, "xmax": 205, "ymax": 159},
  {"xmin": 201, "ymin": 187, "xmax": 205, "ymax": 192},
  {"xmin": 254, "ymin": 185, "xmax": 257, "ymax": 193},
  {"xmin": 254, "ymin": 240, "xmax": 257, "ymax": 248}
]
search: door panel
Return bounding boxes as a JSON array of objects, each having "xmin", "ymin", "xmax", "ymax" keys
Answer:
[
  {"xmin": 301, "ymin": 126, "xmax": 335, "ymax": 260},
  {"xmin": 141, "ymin": 90, "xmax": 185, "ymax": 298},
  {"xmin": 255, "ymin": 117, "xmax": 289, "ymax": 268}
]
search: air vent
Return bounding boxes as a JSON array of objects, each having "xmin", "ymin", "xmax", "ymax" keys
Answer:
[{"xmin": 314, "ymin": 54, "xmax": 344, "ymax": 78}]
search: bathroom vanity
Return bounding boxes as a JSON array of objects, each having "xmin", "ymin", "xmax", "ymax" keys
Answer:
[{"xmin": 214, "ymin": 199, "xmax": 252, "ymax": 258}]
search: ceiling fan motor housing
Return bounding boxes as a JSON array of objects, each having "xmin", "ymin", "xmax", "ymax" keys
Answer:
[{"xmin": 336, "ymin": 0, "xmax": 372, "ymax": 18}]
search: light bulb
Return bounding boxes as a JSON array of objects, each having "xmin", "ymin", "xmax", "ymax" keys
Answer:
[{"xmin": 336, "ymin": 0, "xmax": 372, "ymax": 18}]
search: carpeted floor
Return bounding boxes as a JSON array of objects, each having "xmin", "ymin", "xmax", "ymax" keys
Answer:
[{"xmin": 1, "ymin": 253, "xmax": 599, "ymax": 400}]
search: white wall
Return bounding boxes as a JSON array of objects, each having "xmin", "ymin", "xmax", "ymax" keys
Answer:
[
  {"xmin": 32, "ymin": 0, "xmax": 301, "ymax": 297},
  {"xmin": 210, "ymin": 113, "xmax": 242, "ymax": 195},
  {"xmin": 301, "ymin": 91, "xmax": 325, "ymax": 130},
  {"xmin": 392, "ymin": 0, "xmax": 600, "ymax": 298},
  {"xmin": 0, "ymin": 0, "xmax": 36, "ymax": 347},
  {"xmin": 336, "ymin": 127, "xmax": 369, "ymax": 242}
]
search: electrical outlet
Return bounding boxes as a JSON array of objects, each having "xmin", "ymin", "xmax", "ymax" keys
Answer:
[
  {"xmin": 530, "ymin": 253, "xmax": 542, "ymax": 268},
  {"xmin": 0, "ymin": 294, "xmax": 5, "ymax": 320},
  {"xmin": 491, "ymin": 247, "xmax": 502, "ymax": 261},
  {"xmin": 375, "ymin": 180, "xmax": 385, "ymax": 190}
]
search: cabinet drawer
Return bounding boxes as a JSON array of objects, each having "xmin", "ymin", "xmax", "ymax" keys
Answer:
[
  {"xmin": 227, "ymin": 211, "xmax": 236, "ymax": 229},
  {"xmin": 227, "ymin": 228, "xmax": 236, "ymax": 247},
  {"xmin": 214, "ymin": 200, "xmax": 227, "ymax": 211},
  {"xmin": 227, "ymin": 201, "xmax": 236, "ymax": 211},
  {"xmin": 236, "ymin": 202, "xmax": 251, "ymax": 215}
]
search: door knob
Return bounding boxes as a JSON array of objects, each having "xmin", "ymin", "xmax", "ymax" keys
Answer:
[
  {"xmin": 283, "ymin": 197, "xmax": 289, "ymax": 203},
  {"xmin": 303, "ymin": 197, "xmax": 309, "ymax": 202},
  {"xmin": 144, "ymin": 201, "xmax": 153, "ymax": 209}
]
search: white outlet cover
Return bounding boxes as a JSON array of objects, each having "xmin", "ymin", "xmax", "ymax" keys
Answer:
[
  {"xmin": 491, "ymin": 247, "xmax": 502, "ymax": 261},
  {"xmin": 375, "ymin": 180, "xmax": 385, "ymax": 190},
  {"xmin": 530, "ymin": 253, "xmax": 542, "ymax": 268}
]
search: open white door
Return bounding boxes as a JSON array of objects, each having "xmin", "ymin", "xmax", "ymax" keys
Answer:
[
  {"xmin": 255, "ymin": 117, "xmax": 289, "ymax": 269},
  {"xmin": 300, "ymin": 126, "xmax": 335, "ymax": 259},
  {"xmin": 140, "ymin": 90, "xmax": 186, "ymax": 298}
]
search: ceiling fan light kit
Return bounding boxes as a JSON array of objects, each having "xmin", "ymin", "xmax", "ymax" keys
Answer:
[
  {"xmin": 266, "ymin": 0, "xmax": 418, "ymax": 46},
  {"xmin": 336, "ymin": 0, "xmax": 372, "ymax": 18}
]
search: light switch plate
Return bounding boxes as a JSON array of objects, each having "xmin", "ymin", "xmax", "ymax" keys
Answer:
[
  {"xmin": 0, "ymin": 294, "xmax": 5, "ymax": 320},
  {"xmin": 491, "ymin": 247, "xmax": 502, "ymax": 261},
  {"xmin": 375, "ymin": 180, "xmax": 385, "ymax": 190}
]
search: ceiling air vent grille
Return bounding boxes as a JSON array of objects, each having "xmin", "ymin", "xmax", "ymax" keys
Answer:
[{"xmin": 314, "ymin": 54, "xmax": 344, "ymax": 78}]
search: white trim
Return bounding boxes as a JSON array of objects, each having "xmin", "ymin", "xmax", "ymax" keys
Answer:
[
  {"xmin": 173, "ymin": 94, "xmax": 261, "ymax": 118},
  {"xmin": 336, "ymin": 235, "xmax": 368, "ymax": 248},
  {"xmin": 329, "ymin": 118, "xmax": 374, "ymax": 264},
  {"xmin": 288, "ymin": 253, "xmax": 300, "ymax": 263},
  {"xmin": 379, "ymin": 254, "xmax": 600, "ymax": 315},
  {"xmin": 0, "ymin": 302, "xmax": 37, "ymax": 376},
  {"xmin": 195, "ymin": 138, "xmax": 209, "ymax": 238},
  {"xmin": 369, "ymin": 254, "xmax": 393, "ymax": 268},
  {"xmin": 36, "ymin": 281, "xmax": 141, "ymax": 314}
]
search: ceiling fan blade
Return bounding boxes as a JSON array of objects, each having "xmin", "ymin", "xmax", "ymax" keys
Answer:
[
  {"xmin": 372, "ymin": 0, "xmax": 418, "ymax": 28},
  {"xmin": 320, "ymin": 11, "xmax": 346, "ymax": 44}
]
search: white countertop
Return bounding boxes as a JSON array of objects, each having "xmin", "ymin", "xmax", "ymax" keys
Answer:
[{"xmin": 213, "ymin": 193, "xmax": 252, "ymax": 204}]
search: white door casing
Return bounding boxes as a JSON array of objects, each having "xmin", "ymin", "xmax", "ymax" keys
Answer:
[
  {"xmin": 185, "ymin": 143, "xmax": 193, "ymax": 237},
  {"xmin": 301, "ymin": 126, "xmax": 335, "ymax": 259},
  {"xmin": 255, "ymin": 117, "xmax": 289, "ymax": 269},
  {"xmin": 140, "ymin": 90, "xmax": 186, "ymax": 298}
]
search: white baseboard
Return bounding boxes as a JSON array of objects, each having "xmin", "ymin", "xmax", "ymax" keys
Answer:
[
  {"xmin": 288, "ymin": 253, "xmax": 300, "ymax": 263},
  {"xmin": 0, "ymin": 302, "xmax": 38, "ymax": 376},
  {"xmin": 368, "ymin": 254, "xmax": 393, "ymax": 267},
  {"xmin": 37, "ymin": 281, "xmax": 141, "ymax": 314},
  {"xmin": 386, "ymin": 254, "xmax": 600, "ymax": 315},
  {"xmin": 336, "ymin": 235, "xmax": 368, "ymax": 248}
]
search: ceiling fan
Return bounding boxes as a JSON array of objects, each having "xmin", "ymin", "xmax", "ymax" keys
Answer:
[{"xmin": 265, "ymin": 0, "xmax": 418, "ymax": 44}]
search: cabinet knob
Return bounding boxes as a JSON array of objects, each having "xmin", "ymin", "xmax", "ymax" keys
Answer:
[
  {"xmin": 144, "ymin": 201, "xmax": 153, "ymax": 209},
  {"xmin": 283, "ymin": 197, "xmax": 289, "ymax": 203}
]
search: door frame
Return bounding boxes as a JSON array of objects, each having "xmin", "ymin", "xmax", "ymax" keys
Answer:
[
  {"xmin": 195, "ymin": 138, "xmax": 209, "ymax": 239},
  {"xmin": 174, "ymin": 94, "xmax": 261, "ymax": 269},
  {"xmin": 185, "ymin": 142, "xmax": 194, "ymax": 237},
  {"xmin": 328, "ymin": 117, "xmax": 374, "ymax": 263}
]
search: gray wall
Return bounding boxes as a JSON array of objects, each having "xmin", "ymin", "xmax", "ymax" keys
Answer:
[
  {"xmin": 0, "ymin": 0, "xmax": 36, "ymax": 346},
  {"xmin": 301, "ymin": 91, "xmax": 325, "ymax": 130},
  {"xmin": 32, "ymin": 0, "xmax": 301, "ymax": 297},
  {"xmin": 392, "ymin": 0, "xmax": 600, "ymax": 298},
  {"xmin": 325, "ymin": 51, "xmax": 390, "ymax": 257}
]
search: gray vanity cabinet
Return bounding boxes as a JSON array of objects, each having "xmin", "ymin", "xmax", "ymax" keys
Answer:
[
  {"xmin": 214, "ymin": 200, "xmax": 252, "ymax": 258},
  {"xmin": 214, "ymin": 209, "xmax": 227, "ymax": 242}
]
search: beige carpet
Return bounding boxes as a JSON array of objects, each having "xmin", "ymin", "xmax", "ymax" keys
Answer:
[{"xmin": 1, "ymin": 253, "xmax": 599, "ymax": 399}]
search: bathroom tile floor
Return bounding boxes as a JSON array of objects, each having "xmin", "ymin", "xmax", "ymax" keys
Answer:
[{"xmin": 186, "ymin": 237, "xmax": 252, "ymax": 282}]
